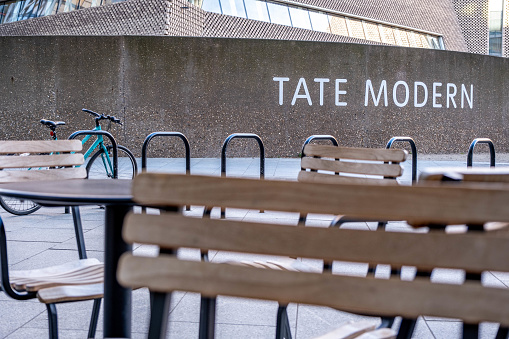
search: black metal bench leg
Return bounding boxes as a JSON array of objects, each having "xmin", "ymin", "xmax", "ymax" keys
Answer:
[
  {"xmin": 396, "ymin": 318, "xmax": 416, "ymax": 339},
  {"xmin": 46, "ymin": 303, "xmax": 58, "ymax": 339},
  {"xmin": 462, "ymin": 323, "xmax": 479, "ymax": 339},
  {"xmin": 148, "ymin": 292, "xmax": 171, "ymax": 339},
  {"xmin": 379, "ymin": 316, "xmax": 395, "ymax": 329},
  {"xmin": 71, "ymin": 206, "xmax": 87, "ymax": 260},
  {"xmin": 276, "ymin": 304, "xmax": 292, "ymax": 339},
  {"xmin": 199, "ymin": 296, "xmax": 216, "ymax": 339},
  {"xmin": 87, "ymin": 298, "xmax": 101, "ymax": 338},
  {"xmin": 495, "ymin": 326, "xmax": 509, "ymax": 339}
]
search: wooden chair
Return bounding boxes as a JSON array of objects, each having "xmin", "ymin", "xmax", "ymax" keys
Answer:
[
  {"xmin": 299, "ymin": 144, "xmax": 408, "ymax": 186},
  {"xmin": 0, "ymin": 140, "xmax": 104, "ymax": 339},
  {"xmin": 118, "ymin": 173, "xmax": 509, "ymax": 339},
  {"xmin": 299, "ymin": 144, "xmax": 408, "ymax": 228}
]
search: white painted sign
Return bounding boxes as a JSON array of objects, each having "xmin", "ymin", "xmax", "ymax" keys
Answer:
[{"xmin": 273, "ymin": 77, "xmax": 474, "ymax": 109}]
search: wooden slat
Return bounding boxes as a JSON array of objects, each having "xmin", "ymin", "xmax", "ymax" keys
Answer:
[
  {"xmin": 0, "ymin": 167, "xmax": 87, "ymax": 183},
  {"xmin": 313, "ymin": 321, "xmax": 377, "ymax": 339},
  {"xmin": 117, "ymin": 254, "xmax": 509, "ymax": 326},
  {"xmin": 10, "ymin": 258, "xmax": 101, "ymax": 280},
  {"xmin": 132, "ymin": 173, "xmax": 509, "ymax": 224},
  {"xmin": 420, "ymin": 167, "xmax": 509, "ymax": 183},
  {"xmin": 356, "ymin": 329, "xmax": 396, "ymax": 339},
  {"xmin": 22, "ymin": 267, "xmax": 104, "ymax": 292},
  {"xmin": 123, "ymin": 213, "xmax": 509, "ymax": 273},
  {"xmin": 13, "ymin": 265, "xmax": 104, "ymax": 291},
  {"xmin": 297, "ymin": 171, "xmax": 399, "ymax": 186},
  {"xmin": 37, "ymin": 283, "xmax": 103, "ymax": 304},
  {"xmin": 303, "ymin": 144, "xmax": 407, "ymax": 162},
  {"xmin": 0, "ymin": 154, "xmax": 84, "ymax": 169},
  {"xmin": 12, "ymin": 263, "xmax": 104, "ymax": 285},
  {"xmin": 300, "ymin": 157, "xmax": 403, "ymax": 177},
  {"xmin": 0, "ymin": 140, "xmax": 82, "ymax": 154}
]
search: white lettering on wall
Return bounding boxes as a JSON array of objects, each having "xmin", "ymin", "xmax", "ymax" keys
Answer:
[
  {"xmin": 273, "ymin": 77, "xmax": 289, "ymax": 106},
  {"xmin": 291, "ymin": 78, "xmax": 312, "ymax": 105},
  {"xmin": 314, "ymin": 78, "xmax": 329, "ymax": 106},
  {"xmin": 433, "ymin": 82, "xmax": 442, "ymax": 108},
  {"xmin": 414, "ymin": 82, "xmax": 428, "ymax": 107},
  {"xmin": 365, "ymin": 80, "xmax": 388, "ymax": 107},
  {"xmin": 461, "ymin": 84, "xmax": 473, "ymax": 109},
  {"xmin": 447, "ymin": 83, "xmax": 457, "ymax": 108},
  {"xmin": 335, "ymin": 79, "xmax": 347, "ymax": 106},
  {"xmin": 273, "ymin": 77, "xmax": 474, "ymax": 109},
  {"xmin": 393, "ymin": 81, "xmax": 409, "ymax": 107}
]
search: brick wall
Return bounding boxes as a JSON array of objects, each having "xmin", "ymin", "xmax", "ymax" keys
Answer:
[
  {"xmin": 0, "ymin": 0, "xmax": 468, "ymax": 54},
  {"xmin": 453, "ymin": 0, "xmax": 489, "ymax": 55},
  {"xmin": 287, "ymin": 0, "xmax": 468, "ymax": 52},
  {"xmin": 504, "ymin": 0, "xmax": 509, "ymax": 57},
  {"xmin": 0, "ymin": 0, "xmax": 168, "ymax": 35},
  {"xmin": 165, "ymin": 0, "xmax": 205, "ymax": 36},
  {"xmin": 203, "ymin": 12, "xmax": 385, "ymax": 45}
]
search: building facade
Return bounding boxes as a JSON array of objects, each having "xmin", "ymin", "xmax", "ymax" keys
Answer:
[{"xmin": 0, "ymin": 0, "xmax": 507, "ymax": 57}]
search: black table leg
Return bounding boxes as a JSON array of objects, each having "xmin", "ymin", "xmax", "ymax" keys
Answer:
[{"xmin": 104, "ymin": 204, "xmax": 133, "ymax": 338}]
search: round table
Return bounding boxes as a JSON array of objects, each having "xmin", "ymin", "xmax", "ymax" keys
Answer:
[{"xmin": 0, "ymin": 179, "xmax": 134, "ymax": 338}]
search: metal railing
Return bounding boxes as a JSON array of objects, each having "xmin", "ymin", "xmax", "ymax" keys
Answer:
[
  {"xmin": 467, "ymin": 138, "xmax": 495, "ymax": 167},
  {"xmin": 386, "ymin": 136, "xmax": 417, "ymax": 183},
  {"xmin": 221, "ymin": 133, "xmax": 265, "ymax": 217}
]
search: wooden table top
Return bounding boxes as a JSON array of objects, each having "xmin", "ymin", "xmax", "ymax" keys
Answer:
[
  {"xmin": 420, "ymin": 167, "xmax": 509, "ymax": 183},
  {"xmin": 0, "ymin": 179, "xmax": 133, "ymax": 206}
]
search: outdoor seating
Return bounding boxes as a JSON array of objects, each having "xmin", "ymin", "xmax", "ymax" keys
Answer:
[
  {"xmin": 0, "ymin": 140, "xmax": 103, "ymax": 339},
  {"xmin": 299, "ymin": 144, "xmax": 407, "ymax": 227},
  {"xmin": 118, "ymin": 173, "xmax": 509, "ymax": 339},
  {"xmin": 299, "ymin": 144, "xmax": 407, "ymax": 185}
]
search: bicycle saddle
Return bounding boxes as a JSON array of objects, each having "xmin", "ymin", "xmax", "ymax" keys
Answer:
[{"xmin": 40, "ymin": 119, "xmax": 65, "ymax": 128}]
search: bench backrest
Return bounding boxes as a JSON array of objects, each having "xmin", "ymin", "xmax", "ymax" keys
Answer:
[
  {"xmin": 0, "ymin": 140, "xmax": 86, "ymax": 182},
  {"xmin": 118, "ymin": 173, "xmax": 509, "ymax": 332},
  {"xmin": 299, "ymin": 144, "xmax": 407, "ymax": 185}
]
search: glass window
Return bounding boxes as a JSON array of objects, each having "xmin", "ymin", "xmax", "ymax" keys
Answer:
[
  {"xmin": 18, "ymin": 0, "xmax": 38, "ymax": 20},
  {"xmin": 244, "ymin": 0, "xmax": 269, "ymax": 22},
  {"xmin": 266, "ymin": 1, "xmax": 290, "ymax": 26},
  {"xmin": 309, "ymin": 11, "xmax": 330, "ymax": 33},
  {"xmin": 35, "ymin": 0, "xmax": 58, "ymax": 16},
  {"xmin": 0, "ymin": 3, "xmax": 7, "ymax": 23},
  {"xmin": 202, "ymin": 0, "xmax": 221, "ymax": 13},
  {"xmin": 489, "ymin": 0, "xmax": 504, "ymax": 56},
  {"xmin": 2, "ymin": 0, "xmax": 22, "ymax": 22},
  {"xmin": 489, "ymin": 34, "xmax": 502, "ymax": 56},
  {"xmin": 58, "ymin": 0, "xmax": 80, "ymax": 12},
  {"xmin": 288, "ymin": 6, "xmax": 310, "ymax": 29},
  {"xmin": 220, "ymin": 0, "xmax": 246, "ymax": 18}
]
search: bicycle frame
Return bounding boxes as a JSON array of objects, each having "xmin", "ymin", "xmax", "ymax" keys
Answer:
[{"xmin": 80, "ymin": 125, "xmax": 115, "ymax": 177}]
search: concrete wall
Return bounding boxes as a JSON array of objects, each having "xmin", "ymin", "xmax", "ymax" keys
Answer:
[{"xmin": 0, "ymin": 36, "xmax": 508, "ymax": 158}]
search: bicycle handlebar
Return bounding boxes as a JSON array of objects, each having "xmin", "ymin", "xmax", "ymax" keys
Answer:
[{"xmin": 82, "ymin": 108, "xmax": 123, "ymax": 126}]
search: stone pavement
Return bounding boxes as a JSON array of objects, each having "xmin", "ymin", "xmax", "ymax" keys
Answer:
[{"xmin": 0, "ymin": 154, "xmax": 507, "ymax": 339}]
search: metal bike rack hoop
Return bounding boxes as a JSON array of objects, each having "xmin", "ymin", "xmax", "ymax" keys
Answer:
[
  {"xmin": 141, "ymin": 132, "xmax": 191, "ymax": 174},
  {"xmin": 221, "ymin": 133, "xmax": 265, "ymax": 179},
  {"xmin": 69, "ymin": 130, "xmax": 118, "ymax": 179},
  {"xmin": 467, "ymin": 138, "xmax": 495, "ymax": 167},
  {"xmin": 220, "ymin": 133, "xmax": 265, "ymax": 218},
  {"xmin": 300, "ymin": 135, "xmax": 339, "ymax": 157},
  {"xmin": 386, "ymin": 136, "xmax": 418, "ymax": 183}
]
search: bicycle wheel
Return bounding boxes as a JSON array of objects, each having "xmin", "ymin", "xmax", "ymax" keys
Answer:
[
  {"xmin": 0, "ymin": 196, "xmax": 41, "ymax": 215},
  {"xmin": 86, "ymin": 145, "xmax": 137, "ymax": 179}
]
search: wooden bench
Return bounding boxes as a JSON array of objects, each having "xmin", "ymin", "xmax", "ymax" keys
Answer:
[
  {"xmin": 118, "ymin": 173, "xmax": 509, "ymax": 339},
  {"xmin": 299, "ymin": 144, "xmax": 408, "ymax": 186},
  {"xmin": 299, "ymin": 144, "xmax": 408, "ymax": 231},
  {"xmin": 0, "ymin": 140, "xmax": 103, "ymax": 339}
]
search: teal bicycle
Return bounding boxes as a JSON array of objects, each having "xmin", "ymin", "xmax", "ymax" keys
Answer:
[
  {"xmin": 0, "ymin": 108, "xmax": 137, "ymax": 215},
  {"xmin": 80, "ymin": 108, "xmax": 137, "ymax": 180}
]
